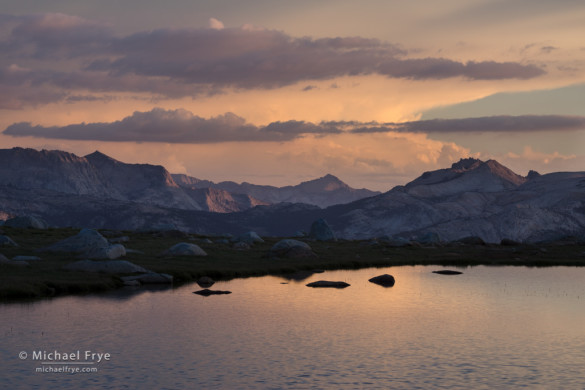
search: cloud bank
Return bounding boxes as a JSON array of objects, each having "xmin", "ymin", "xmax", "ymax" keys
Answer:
[
  {"xmin": 0, "ymin": 12, "xmax": 545, "ymax": 108},
  {"xmin": 3, "ymin": 108, "xmax": 340, "ymax": 143},
  {"xmin": 4, "ymin": 109, "xmax": 584, "ymax": 143},
  {"xmin": 350, "ymin": 115, "xmax": 585, "ymax": 134}
]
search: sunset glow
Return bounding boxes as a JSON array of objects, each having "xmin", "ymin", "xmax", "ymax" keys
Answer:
[{"xmin": 2, "ymin": 1, "xmax": 584, "ymax": 190}]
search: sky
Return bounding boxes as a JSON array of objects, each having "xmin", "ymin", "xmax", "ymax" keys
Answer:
[{"xmin": 1, "ymin": 0, "xmax": 584, "ymax": 191}]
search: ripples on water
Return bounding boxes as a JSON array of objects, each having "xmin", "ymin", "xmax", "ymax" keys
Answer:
[{"xmin": 2, "ymin": 266, "xmax": 585, "ymax": 389}]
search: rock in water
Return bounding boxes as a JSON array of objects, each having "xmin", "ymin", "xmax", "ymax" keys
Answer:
[
  {"xmin": 306, "ymin": 281, "xmax": 350, "ymax": 288},
  {"xmin": 309, "ymin": 218, "xmax": 336, "ymax": 241},
  {"xmin": 432, "ymin": 270, "xmax": 463, "ymax": 275},
  {"xmin": 193, "ymin": 289, "xmax": 232, "ymax": 296},
  {"xmin": 368, "ymin": 274, "xmax": 395, "ymax": 287}
]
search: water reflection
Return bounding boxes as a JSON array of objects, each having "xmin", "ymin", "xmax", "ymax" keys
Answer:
[{"xmin": 2, "ymin": 266, "xmax": 585, "ymax": 389}]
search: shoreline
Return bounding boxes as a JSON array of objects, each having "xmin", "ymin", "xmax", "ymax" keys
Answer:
[{"xmin": 1, "ymin": 227, "xmax": 585, "ymax": 302}]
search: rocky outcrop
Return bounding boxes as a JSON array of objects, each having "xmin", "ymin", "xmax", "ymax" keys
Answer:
[
  {"xmin": 269, "ymin": 239, "xmax": 317, "ymax": 259},
  {"xmin": 0, "ymin": 235, "xmax": 17, "ymax": 247},
  {"xmin": 64, "ymin": 260, "xmax": 148, "ymax": 274},
  {"xmin": 234, "ymin": 231, "xmax": 264, "ymax": 244},
  {"xmin": 0, "ymin": 254, "xmax": 29, "ymax": 267},
  {"xmin": 309, "ymin": 218, "xmax": 336, "ymax": 241},
  {"xmin": 4, "ymin": 216, "xmax": 49, "ymax": 229},
  {"xmin": 42, "ymin": 229, "xmax": 125, "ymax": 259},
  {"xmin": 197, "ymin": 276, "xmax": 215, "ymax": 288},
  {"xmin": 161, "ymin": 242, "xmax": 207, "ymax": 256}
]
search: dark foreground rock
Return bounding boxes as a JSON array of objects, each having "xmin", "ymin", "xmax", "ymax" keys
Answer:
[
  {"xmin": 306, "ymin": 281, "xmax": 350, "ymax": 288},
  {"xmin": 64, "ymin": 260, "xmax": 148, "ymax": 274},
  {"xmin": 432, "ymin": 270, "xmax": 463, "ymax": 275},
  {"xmin": 309, "ymin": 218, "xmax": 336, "ymax": 241},
  {"xmin": 0, "ymin": 253, "xmax": 28, "ymax": 266},
  {"xmin": 5, "ymin": 216, "xmax": 49, "ymax": 229},
  {"xmin": 42, "ymin": 229, "xmax": 125, "ymax": 259},
  {"xmin": 161, "ymin": 242, "xmax": 207, "ymax": 256},
  {"xmin": 269, "ymin": 239, "xmax": 317, "ymax": 259},
  {"xmin": 121, "ymin": 272, "xmax": 173, "ymax": 284},
  {"xmin": 0, "ymin": 235, "xmax": 17, "ymax": 247},
  {"xmin": 193, "ymin": 289, "xmax": 232, "ymax": 296},
  {"xmin": 197, "ymin": 276, "xmax": 215, "ymax": 288},
  {"xmin": 368, "ymin": 274, "xmax": 395, "ymax": 287}
]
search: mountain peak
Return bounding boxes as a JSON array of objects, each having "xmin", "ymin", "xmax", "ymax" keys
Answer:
[
  {"xmin": 451, "ymin": 158, "xmax": 483, "ymax": 171},
  {"xmin": 85, "ymin": 150, "xmax": 119, "ymax": 164},
  {"xmin": 298, "ymin": 174, "xmax": 348, "ymax": 192},
  {"xmin": 405, "ymin": 158, "xmax": 526, "ymax": 197}
]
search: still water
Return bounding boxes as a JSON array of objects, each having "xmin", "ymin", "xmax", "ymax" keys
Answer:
[{"xmin": 2, "ymin": 266, "xmax": 585, "ymax": 389}]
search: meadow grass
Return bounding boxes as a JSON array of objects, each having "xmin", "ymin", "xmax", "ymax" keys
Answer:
[{"xmin": 1, "ymin": 226, "xmax": 584, "ymax": 301}]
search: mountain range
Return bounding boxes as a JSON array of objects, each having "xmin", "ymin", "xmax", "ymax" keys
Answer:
[
  {"xmin": 1, "ymin": 147, "xmax": 584, "ymax": 243},
  {"xmin": 0, "ymin": 148, "xmax": 377, "ymax": 213}
]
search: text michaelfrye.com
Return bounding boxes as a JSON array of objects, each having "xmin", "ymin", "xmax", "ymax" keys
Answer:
[{"xmin": 18, "ymin": 350, "xmax": 111, "ymax": 375}]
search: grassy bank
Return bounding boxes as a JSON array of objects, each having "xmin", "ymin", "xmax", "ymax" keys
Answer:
[{"xmin": 1, "ymin": 226, "xmax": 585, "ymax": 301}]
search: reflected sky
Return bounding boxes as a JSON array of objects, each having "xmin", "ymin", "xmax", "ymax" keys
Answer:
[{"xmin": 2, "ymin": 266, "xmax": 585, "ymax": 389}]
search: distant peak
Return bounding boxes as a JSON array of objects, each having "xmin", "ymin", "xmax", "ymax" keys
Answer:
[
  {"xmin": 85, "ymin": 151, "xmax": 118, "ymax": 163},
  {"xmin": 451, "ymin": 158, "xmax": 483, "ymax": 171},
  {"xmin": 527, "ymin": 170, "xmax": 541, "ymax": 180},
  {"xmin": 320, "ymin": 174, "xmax": 341, "ymax": 182},
  {"xmin": 85, "ymin": 150, "xmax": 109, "ymax": 158}
]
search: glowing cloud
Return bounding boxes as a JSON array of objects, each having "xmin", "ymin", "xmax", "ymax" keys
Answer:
[
  {"xmin": 5, "ymin": 109, "xmax": 584, "ymax": 144},
  {"xmin": 0, "ymin": 13, "xmax": 546, "ymax": 109}
]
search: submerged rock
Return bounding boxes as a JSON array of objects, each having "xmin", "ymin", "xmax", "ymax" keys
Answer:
[
  {"xmin": 432, "ymin": 270, "xmax": 463, "ymax": 275},
  {"xmin": 306, "ymin": 280, "xmax": 350, "ymax": 288},
  {"xmin": 368, "ymin": 274, "xmax": 396, "ymax": 287},
  {"xmin": 193, "ymin": 289, "xmax": 232, "ymax": 296}
]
